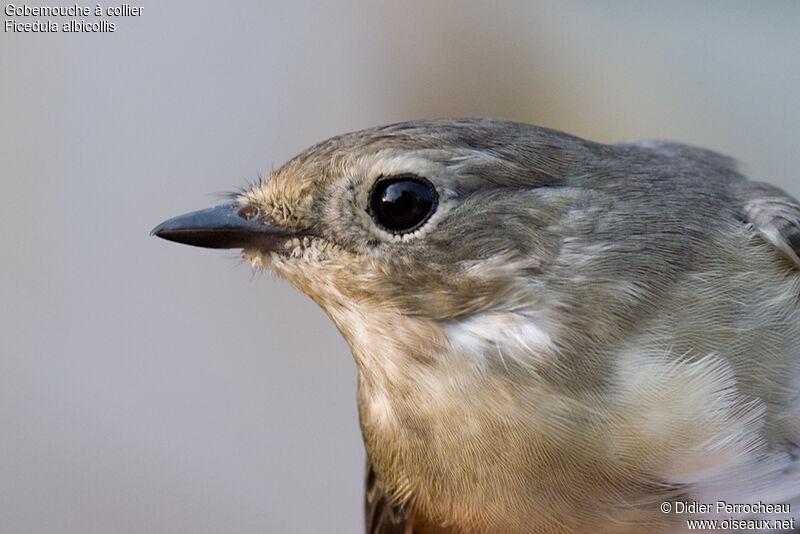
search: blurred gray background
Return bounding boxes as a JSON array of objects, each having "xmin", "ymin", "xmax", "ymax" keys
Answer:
[{"xmin": 2, "ymin": 1, "xmax": 799, "ymax": 533}]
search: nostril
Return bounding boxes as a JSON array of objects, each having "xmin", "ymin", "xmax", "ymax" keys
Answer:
[{"xmin": 237, "ymin": 205, "xmax": 260, "ymax": 220}]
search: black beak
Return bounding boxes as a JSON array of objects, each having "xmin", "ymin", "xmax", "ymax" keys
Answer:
[{"xmin": 151, "ymin": 203, "xmax": 298, "ymax": 250}]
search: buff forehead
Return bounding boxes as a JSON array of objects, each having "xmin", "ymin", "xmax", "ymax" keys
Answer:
[{"xmin": 237, "ymin": 160, "xmax": 319, "ymax": 228}]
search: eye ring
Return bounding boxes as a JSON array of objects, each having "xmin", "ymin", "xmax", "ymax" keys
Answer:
[{"xmin": 367, "ymin": 174, "xmax": 439, "ymax": 235}]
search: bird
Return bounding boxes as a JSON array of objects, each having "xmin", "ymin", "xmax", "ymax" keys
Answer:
[{"xmin": 153, "ymin": 119, "xmax": 800, "ymax": 534}]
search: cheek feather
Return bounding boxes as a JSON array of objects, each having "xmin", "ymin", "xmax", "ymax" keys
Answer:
[{"xmin": 445, "ymin": 311, "xmax": 558, "ymax": 370}]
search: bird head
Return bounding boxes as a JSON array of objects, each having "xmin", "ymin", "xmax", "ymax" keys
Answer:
[{"xmin": 153, "ymin": 120, "xmax": 594, "ymax": 366}]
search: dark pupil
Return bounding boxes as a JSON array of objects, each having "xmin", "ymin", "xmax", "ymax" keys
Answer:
[{"xmin": 371, "ymin": 178, "xmax": 435, "ymax": 233}]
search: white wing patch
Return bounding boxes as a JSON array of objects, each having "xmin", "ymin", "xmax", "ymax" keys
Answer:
[
  {"xmin": 612, "ymin": 349, "xmax": 799, "ymax": 521},
  {"xmin": 739, "ymin": 187, "xmax": 800, "ymax": 269}
]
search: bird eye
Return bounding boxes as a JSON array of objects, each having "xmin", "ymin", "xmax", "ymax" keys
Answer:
[{"xmin": 368, "ymin": 174, "xmax": 438, "ymax": 234}]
